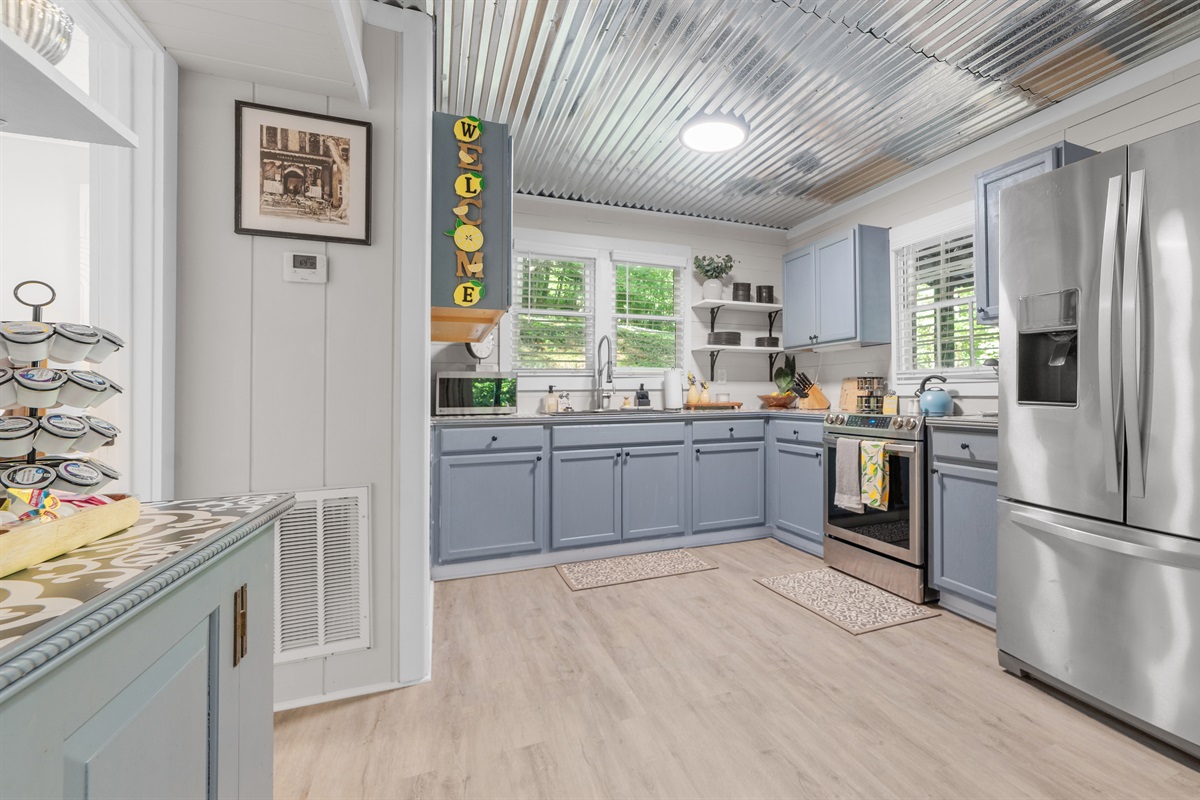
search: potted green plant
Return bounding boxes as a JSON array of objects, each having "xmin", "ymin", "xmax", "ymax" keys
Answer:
[{"xmin": 694, "ymin": 254, "xmax": 736, "ymax": 300}]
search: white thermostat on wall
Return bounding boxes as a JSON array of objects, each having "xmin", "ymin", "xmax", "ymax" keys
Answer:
[{"xmin": 283, "ymin": 252, "xmax": 328, "ymax": 283}]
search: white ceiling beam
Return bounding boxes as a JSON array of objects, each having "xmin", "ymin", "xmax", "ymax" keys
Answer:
[{"xmin": 332, "ymin": 0, "xmax": 370, "ymax": 109}]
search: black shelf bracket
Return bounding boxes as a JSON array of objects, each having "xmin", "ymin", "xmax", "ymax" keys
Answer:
[
  {"xmin": 707, "ymin": 305, "xmax": 724, "ymax": 334},
  {"xmin": 767, "ymin": 352, "xmax": 780, "ymax": 382},
  {"xmin": 708, "ymin": 350, "xmax": 720, "ymax": 383},
  {"xmin": 767, "ymin": 309, "xmax": 781, "ymax": 338}
]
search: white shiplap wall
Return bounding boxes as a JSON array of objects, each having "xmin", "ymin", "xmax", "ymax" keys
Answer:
[{"xmin": 175, "ymin": 10, "xmax": 433, "ymax": 706}]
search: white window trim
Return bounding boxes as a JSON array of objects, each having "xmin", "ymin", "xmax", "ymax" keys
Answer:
[
  {"xmin": 889, "ymin": 202, "xmax": 999, "ymax": 396},
  {"xmin": 502, "ymin": 229, "xmax": 689, "ymax": 383},
  {"xmin": 58, "ymin": 1, "xmax": 178, "ymax": 500}
]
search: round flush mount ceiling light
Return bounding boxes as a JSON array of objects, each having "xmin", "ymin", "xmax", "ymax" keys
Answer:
[{"xmin": 679, "ymin": 113, "xmax": 749, "ymax": 153}]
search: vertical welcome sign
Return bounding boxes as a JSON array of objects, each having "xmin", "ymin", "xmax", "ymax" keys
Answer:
[{"xmin": 430, "ymin": 112, "xmax": 513, "ymax": 342}]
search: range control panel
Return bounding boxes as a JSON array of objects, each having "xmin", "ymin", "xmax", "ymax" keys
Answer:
[{"xmin": 823, "ymin": 413, "xmax": 924, "ymax": 440}]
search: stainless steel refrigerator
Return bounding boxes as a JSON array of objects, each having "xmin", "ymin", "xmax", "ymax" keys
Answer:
[{"xmin": 997, "ymin": 119, "xmax": 1200, "ymax": 759}]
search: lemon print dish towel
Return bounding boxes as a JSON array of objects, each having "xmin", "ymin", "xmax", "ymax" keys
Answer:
[{"xmin": 860, "ymin": 440, "xmax": 890, "ymax": 511}]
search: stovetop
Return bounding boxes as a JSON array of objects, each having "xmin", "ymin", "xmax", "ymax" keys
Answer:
[{"xmin": 822, "ymin": 413, "xmax": 925, "ymax": 441}]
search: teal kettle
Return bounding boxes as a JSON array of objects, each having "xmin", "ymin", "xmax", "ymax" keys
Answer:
[{"xmin": 916, "ymin": 375, "xmax": 952, "ymax": 416}]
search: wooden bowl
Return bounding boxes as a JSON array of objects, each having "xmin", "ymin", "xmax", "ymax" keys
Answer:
[{"xmin": 758, "ymin": 393, "xmax": 798, "ymax": 409}]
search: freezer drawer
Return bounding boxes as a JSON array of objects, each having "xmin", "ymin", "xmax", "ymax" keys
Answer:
[{"xmin": 996, "ymin": 500, "xmax": 1200, "ymax": 758}]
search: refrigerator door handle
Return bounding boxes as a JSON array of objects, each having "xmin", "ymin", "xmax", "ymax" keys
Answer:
[
  {"xmin": 1011, "ymin": 509, "xmax": 1200, "ymax": 569},
  {"xmin": 1122, "ymin": 169, "xmax": 1147, "ymax": 499},
  {"xmin": 1097, "ymin": 173, "xmax": 1124, "ymax": 494}
]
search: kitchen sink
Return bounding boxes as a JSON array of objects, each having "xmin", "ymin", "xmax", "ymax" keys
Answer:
[{"xmin": 547, "ymin": 408, "xmax": 663, "ymax": 415}]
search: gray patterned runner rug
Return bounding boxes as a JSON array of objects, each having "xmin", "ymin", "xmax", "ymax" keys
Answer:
[
  {"xmin": 756, "ymin": 568, "xmax": 939, "ymax": 634},
  {"xmin": 556, "ymin": 549, "xmax": 716, "ymax": 591}
]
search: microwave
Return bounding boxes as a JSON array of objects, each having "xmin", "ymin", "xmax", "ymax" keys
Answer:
[{"xmin": 434, "ymin": 372, "xmax": 519, "ymax": 416}]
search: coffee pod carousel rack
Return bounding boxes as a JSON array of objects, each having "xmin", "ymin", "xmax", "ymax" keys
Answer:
[{"xmin": 0, "ymin": 280, "xmax": 139, "ymax": 577}]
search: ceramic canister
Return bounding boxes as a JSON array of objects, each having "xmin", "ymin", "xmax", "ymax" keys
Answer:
[
  {"xmin": 1, "ymin": 321, "xmax": 54, "ymax": 364},
  {"xmin": 14, "ymin": 368, "xmax": 67, "ymax": 408},
  {"xmin": 59, "ymin": 369, "xmax": 109, "ymax": 408},
  {"xmin": 0, "ymin": 368, "xmax": 15, "ymax": 408},
  {"xmin": 32, "ymin": 414, "xmax": 87, "ymax": 454},
  {"xmin": 85, "ymin": 327, "xmax": 125, "ymax": 364},
  {"xmin": 0, "ymin": 416, "xmax": 37, "ymax": 458},
  {"xmin": 49, "ymin": 323, "xmax": 101, "ymax": 363},
  {"xmin": 74, "ymin": 415, "xmax": 120, "ymax": 453}
]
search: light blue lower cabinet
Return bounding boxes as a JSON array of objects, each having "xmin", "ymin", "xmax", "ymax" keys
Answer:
[
  {"xmin": 438, "ymin": 450, "xmax": 546, "ymax": 562},
  {"xmin": 622, "ymin": 444, "xmax": 687, "ymax": 540},
  {"xmin": 552, "ymin": 448, "xmax": 622, "ymax": 548},
  {"xmin": 692, "ymin": 441, "xmax": 766, "ymax": 533},
  {"xmin": 773, "ymin": 441, "xmax": 824, "ymax": 545},
  {"xmin": 930, "ymin": 460, "xmax": 999, "ymax": 613}
]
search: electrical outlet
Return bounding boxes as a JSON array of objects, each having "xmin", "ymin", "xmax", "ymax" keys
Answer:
[{"xmin": 716, "ymin": 369, "xmax": 728, "ymax": 384}]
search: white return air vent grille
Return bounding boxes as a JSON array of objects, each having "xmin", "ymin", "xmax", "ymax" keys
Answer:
[{"xmin": 274, "ymin": 487, "xmax": 371, "ymax": 663}]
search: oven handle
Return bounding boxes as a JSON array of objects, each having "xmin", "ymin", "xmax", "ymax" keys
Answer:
[{"xmin": 822, "ymin": 435, "xmax": 917, "ymax": 455}]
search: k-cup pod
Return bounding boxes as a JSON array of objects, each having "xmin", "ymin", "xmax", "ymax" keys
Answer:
[
  {"xmin": 0, "ymin": 416, "xmax": 37, "ymax": 458},
  {"xmin": 14, "ymin": 368, "xmax": 67, "ymax": 408},
  {"xmin": 33, "ymin": 413, "xmax": 87, "ymax": 454},
  {"xmin": 1, "ymin": 463, "xmax": 56, "ymax": 492},
  {"xmin": 73, "ymin": 415, "xmax": 120, "ymax": 453},
  {"xmin": 95, "ymin": 377, "xmax": 123, "ymax": 407},
  {"xmin": 84, "ymin": 327, "xmax": 125, "ymax": 364},
  {"xmin": 1, "ymin": 321, "xmax": 54, "ymax": 364},
  {"xmin": 86, "ymin": 458, "xmax": 120, "ymax": 492},
  {"xmin": 59, "ymin": 369, "xmax": 109, "ymax": 408},
  {"xmin": 0, "ymin": 368, "xmax": 15, "ymax": 408},
  {"xmin": 49, "ymin": 323, "xmax": 101, "ymax": 363},
  {"xmin": 51, "ymin": 460, "xmax": 106, "ymax": 494}
]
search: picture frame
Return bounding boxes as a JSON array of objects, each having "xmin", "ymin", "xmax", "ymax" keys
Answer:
[{"xmin": 234, "ymin": 101, "xmax": 372, "ymax": 245}]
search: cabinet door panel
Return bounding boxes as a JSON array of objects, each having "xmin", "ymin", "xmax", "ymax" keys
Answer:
[
  {"xmin": 774, "ymin": 442, "xmax": 824, "ymax": 544},
  {"xmin": 552, "ymin": 448, "xmax": 621, "ymax": 548},
  {"xmin": 782, "ymin": 247, "xmax": 817, "ymax": 349},
  {"xmin": 931, "ymin": 461, "xmax": 998, "ymax": 606},
  {"xmin": 623, "ymin": 445, "xmax": 687, "ymax": 540},
  {"xmin": 438, "ymin": 452, "xmax": 545, "ymax": 561},
  {"xmin": 692, "ymin": 442, "xmax": 765, "ymax": 533},
  {"xmin": 815, "ymin": 233, "xmax": 857, "ymax": 343}
]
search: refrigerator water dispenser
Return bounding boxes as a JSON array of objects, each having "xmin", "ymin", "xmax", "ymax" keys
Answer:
[{"xmin": 1017, "ymin": 288, "xmax": 1079, "ymax": 406}]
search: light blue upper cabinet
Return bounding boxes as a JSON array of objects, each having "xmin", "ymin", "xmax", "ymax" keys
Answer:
[
  {"xmin": 974, "ymin": 141, "xmax": 1096, "ymax": 324},
  {"xmin": 782, "ymin": 246, "xmax": 817, "ymax": 348},
  {"xmin": 782, "ymin": 224, "xmax": 891, "ymax": 350}
]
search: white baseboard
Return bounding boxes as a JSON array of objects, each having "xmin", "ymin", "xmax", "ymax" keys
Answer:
[{"xmin": 272, "ymin": 676, "xmax": 429, "ymax": 713}]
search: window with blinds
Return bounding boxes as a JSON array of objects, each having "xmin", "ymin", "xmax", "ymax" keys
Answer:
[
  {"xmin": 613, "ymin": 260, "xmax": 683, "ymax": 370},
  {"xmin": 895, "ymin": 228, "xmax": 999, "ymax": 380},
  {"xmin": 510, "ymin": 253, "xmax": 595, "ymax": 371}
]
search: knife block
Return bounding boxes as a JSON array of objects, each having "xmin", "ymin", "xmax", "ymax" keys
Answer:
[{"xmin": 795, "ymin": 384, "xmax": 830, "ymax": 410}]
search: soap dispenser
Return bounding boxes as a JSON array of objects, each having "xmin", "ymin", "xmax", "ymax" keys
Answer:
[
  {"xmin": 544, "ymin": 385, "xmax": 558, "ymax": 413},
  {"xmin": 635, "ymin": 383, "xmax": 651, "ymax": 407}
]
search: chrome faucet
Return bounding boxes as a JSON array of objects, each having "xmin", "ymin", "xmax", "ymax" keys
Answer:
[{"xmin": 596, "ymin": 334, "xmax": 614, "ymax": 408}]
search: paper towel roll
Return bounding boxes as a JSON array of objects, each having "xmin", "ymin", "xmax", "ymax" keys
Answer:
[{"xmin": 663, "ymin": 369, "xmax": 684, "ymax": 409}]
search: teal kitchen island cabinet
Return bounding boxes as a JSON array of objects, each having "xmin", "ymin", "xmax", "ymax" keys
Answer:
[
  {"xmin": 0, "ymin": 494, "xmax": 293, "ymax": 800},
  {"xmin": 927, "ymin": 422, "xmax": 999, "ymax": 627}
]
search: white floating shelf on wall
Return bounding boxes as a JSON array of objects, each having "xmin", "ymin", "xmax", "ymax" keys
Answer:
[
  {"xmin": 692, "ymin": 299, "xmax": 783, "ymax": 312},
  {"xmin": 0, "ymin": 25, "xmax": 138, "ymax": 147},
  {"xmin": 692, "ymin": 345, "xmax": 784, "ymax": 354}
]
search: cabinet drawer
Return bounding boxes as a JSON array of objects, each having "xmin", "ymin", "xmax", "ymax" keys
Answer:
[
  {"xmin": 553, "ymin": 422, "xmax": 685, "ymax": 449},
  {"xmin": 773, "ymin": 419, "xmax": 823, "ymax": 446},
  {"xmin": 930, "ymin": 428, "xmax": 998, "ymax": 466},
  {"xmin": 440, "ymin": 425, "xmax": 544, "ymax": 454},
  {"xmin": 693, "ymin": 419, "xmax": 765, "ymax": 442}
]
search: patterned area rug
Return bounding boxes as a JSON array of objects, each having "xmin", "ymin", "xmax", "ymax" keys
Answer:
[
  {"xmin": 756, "ymin": 568, "xmax": 939, "ymax": 634},
  {"xmin": 556, "ymin": 549, "xmax": 716, "ymax": 591}
]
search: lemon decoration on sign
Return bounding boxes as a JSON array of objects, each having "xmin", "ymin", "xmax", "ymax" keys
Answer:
[
  {"xmin": 453, "ymin": 116, "xmax": 483, "ymax": 143},
  {"xmin": 453, "ymin": 279, "xmax": 485, "ymax": 307},
  {"xmin": 453, "ymin": 223, "xmax": 483, "ymax": 252},
  {"xmin": 454, "ymin": 171, "xmax": 484, "ymax": 198}
]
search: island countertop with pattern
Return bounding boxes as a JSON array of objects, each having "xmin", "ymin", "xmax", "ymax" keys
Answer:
[{"xmin": 0, "ymin": 494, "xmax": 294, "ymax": 663}]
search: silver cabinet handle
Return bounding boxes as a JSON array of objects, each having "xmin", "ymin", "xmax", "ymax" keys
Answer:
[
  {"xmin": 1122, "ymin": 168, "xmax": 1147, "ymax": 499},
  {"xmin": 1097, "ymin": 173, "xmax": 1124, "ymax": 495}
]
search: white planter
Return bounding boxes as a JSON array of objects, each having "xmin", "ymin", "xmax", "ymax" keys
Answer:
[{"xmin": 701, "ymin": 279, "xmax": 723, "ymax": 300}]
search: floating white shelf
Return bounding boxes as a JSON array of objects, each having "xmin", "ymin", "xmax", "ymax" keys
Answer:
[
  {"xmin": 0, "ymin": 25, "xmax": 138, "ymax": 148},
  {"xmin": 692, "ymin": 299, "xmax": 783, "ymax": 312},
  {"xmin": 692, "ymin": 345, "xmax": 783, "ymax": 354}
]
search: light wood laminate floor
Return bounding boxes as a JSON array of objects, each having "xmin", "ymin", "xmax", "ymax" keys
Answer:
[{"xmin": 274, "ymin": 539, "xmax": 1200, "ymax": 799}]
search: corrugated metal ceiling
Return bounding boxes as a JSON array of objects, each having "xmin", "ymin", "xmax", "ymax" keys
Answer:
[{"xmin": 432, "ymin": 0, "xmax": 1200, "ymax": 228}]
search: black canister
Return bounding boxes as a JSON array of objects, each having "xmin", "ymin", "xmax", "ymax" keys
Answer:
[
  {"xmin": 731, "ymin": 282, "xmax": 752, "ymax": 301},
  {"xmin": 756, "ymin": 285, "xmax": 775, "ymax": 303}
]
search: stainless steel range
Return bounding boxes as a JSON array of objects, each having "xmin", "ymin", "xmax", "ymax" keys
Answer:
[{"xmin": 822, "ymin": 413, "xmax": 931, "ymax": 603}]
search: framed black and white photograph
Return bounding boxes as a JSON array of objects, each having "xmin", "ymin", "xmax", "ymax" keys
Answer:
[{"xmin": 235, "ymin": 101, "xmax": 372, "ymax": 245}]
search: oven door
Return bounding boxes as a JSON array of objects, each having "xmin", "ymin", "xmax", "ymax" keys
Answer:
[{"xmin": 822, "ymin": 434, "xmax": 924, "ymax": 565}]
